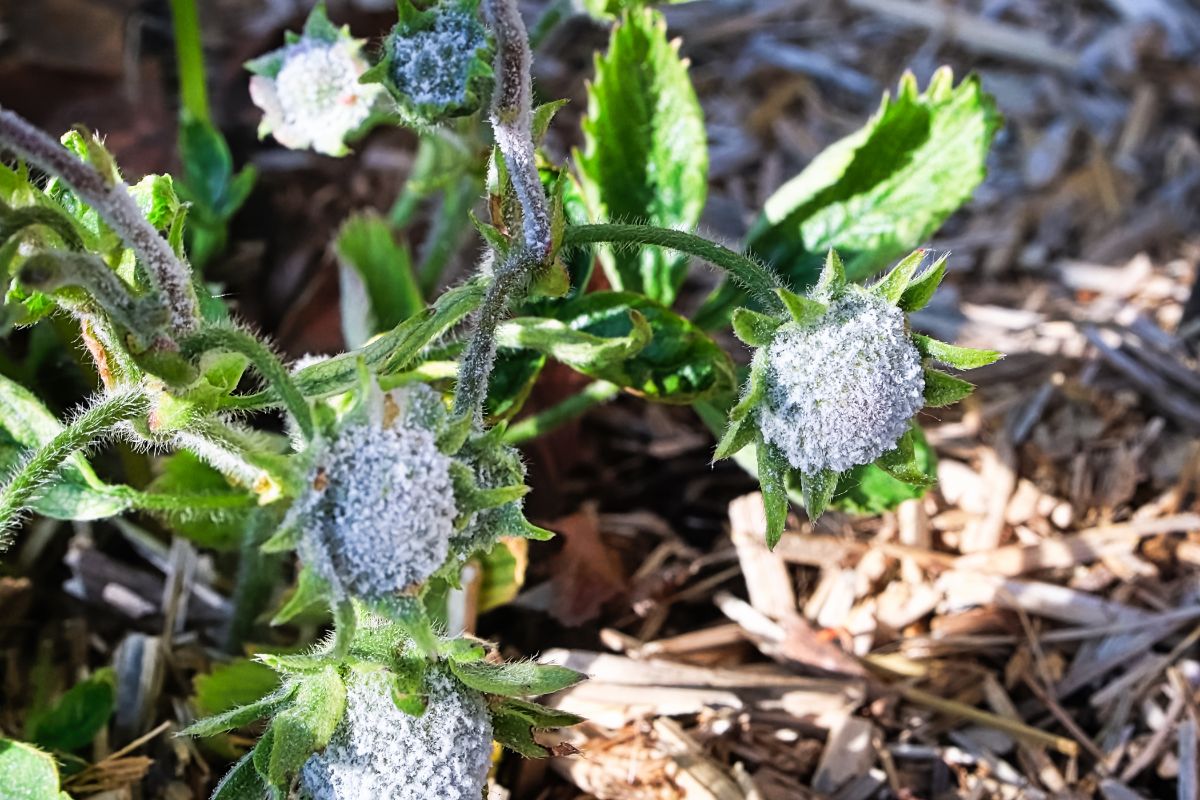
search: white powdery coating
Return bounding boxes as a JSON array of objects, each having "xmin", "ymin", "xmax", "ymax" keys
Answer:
[
  {"xmin": 300, "ymin": 669, "xmax": 493, "ymax": 800},
  {"xmin": 758, "ymin": 290, "xmax": 924, "ymax": 474},
  {"xmin": 392, "ymin": 12, "xmax": 484, "ymax": 108},
  {"xmin": 298, "ymin": 421, "xmax": 457, "ymax": 598},
  {"xmin": 251, "ymin": 42, "xmax": 381, "ymax": 155}
]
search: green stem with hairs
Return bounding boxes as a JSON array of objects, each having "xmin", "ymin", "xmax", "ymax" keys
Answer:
[
  {"xmin": 503, "ymin": 380, "xmax": 620, "ymax": 444},
  {"xmin": 117, "ymin": 488, "xmax": 256, "ymax": 512},
  {"xmin": 181, "ymin": 325, "xmax": 314, "ymax": 442},
  {"xmin": 0, "ymin": 387, "xmax": 149, "ymax": 548},
  {"xmin": 563, "ymin": 223, "xmax": 787, "ymax": 316}
]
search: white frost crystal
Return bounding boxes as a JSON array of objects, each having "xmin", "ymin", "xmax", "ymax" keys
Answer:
[
  {"xmin": 250, "ymin": 40, "xmax": 383, "ymax": 156},
  {"xmin": 300, "ymin": 668, "xmax": 493, "ymax": 800},
  {"xmin": 757, "ymin": 288, "xmax": 924, "ymax": 474},
  {"xmin": 294, "ymin": 389, "xmax": 458, "ymax": 598}
]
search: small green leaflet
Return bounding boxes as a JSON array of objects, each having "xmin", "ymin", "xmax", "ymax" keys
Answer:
[
  {"xmin": 576, "ymin": 7, "xmax": 708, "ymax": 306},
  {"xmin": 26, "ymin": 669, "xmax": 115, "ymax": 753}
]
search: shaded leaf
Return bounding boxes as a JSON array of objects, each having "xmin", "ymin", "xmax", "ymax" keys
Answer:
[
  {"xmin": 335, "ymin": 211, "xmax": 423, "ymax": 349},
  {"xmin": 27, "ymin": 669, "xmax": 114, "ymax": 752}
]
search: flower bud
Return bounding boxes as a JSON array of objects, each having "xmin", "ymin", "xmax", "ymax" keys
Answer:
[
  {"xmin": 247, "ymin": 6, "xmax": 384, "ymax": 156},
  {"xmin": 300, "ymin": 667, "xmax": 493, "ymax": 800},
  {"xmin": 757, "ymin": 289, "xmax": 924, "ymax": 474}
]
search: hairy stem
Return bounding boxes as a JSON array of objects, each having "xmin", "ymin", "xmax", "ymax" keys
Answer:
[
  {"xmin": 503, "ymin": 380, "xmax": 620, "ymax": 444},
  {"xmin": 118, "ymin": 487, "xmax": 256, "ymax": 511},
  {"xmin": 564, "ymin": 223, "xmax": 788, "ymax": 316},
  {"xmin": 181, "ymin": 325, "xmax": 314, "ymax": 442},
  {"xmin": 0, "ymin": 387, "xmax": 149, "ymax": 548},
  {"xmin": 172, "ymin": 419, "xmax": 282, "ymax": 496},
  {"xmin": 455, "ymin": 0, "xmax": 550, "ymax": 421},
  {"xmin": 0, "ymin": 107, "xmax": 200, "ymax": 333},
  {"xmin": 168, "ymin": 0, "xmax": 211, "ymax": 124}
]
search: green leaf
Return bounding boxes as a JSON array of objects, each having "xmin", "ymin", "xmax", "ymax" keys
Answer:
[
  {"xmin": 181, "ymin": 684, "xmax": 293, "ymax": 738},
  {"xmin": 271, "ymin": 566, "xmax": 332, "ymax": 626},
  {"xmin": 558, "ymin": 291, "xmax": 736, "ymax": 403},
  {"xmin": 730, "ymin": 307, "xmax": 781, "ymax": 347},
  {"xmin": 776, "ymin": 287, "xmax": 826, "ymax": 326},
  {"xmin": 211, "ymin": 750, "xmax": 266, "ymax": 800},
  {"xmin": 912, "ymin": 334, "xmax": 1002, "ymax": 369},
  {"xmin": 144, "ymin": 452, "xmax": 251, "ymax": 550},
  {"xmin": 799, "ymin": 468, "xmax": 838, "ymax": 520},
  {"xmin": 898, "ymin": 253, "xmax": 948, "ymax": 312},
  {"xmin": 494, "ymin": 696, "xmax": 585, "ymax": 728},
  {"xmin": 576, "ymin": 7, "xmax": 707, "ymax": 305},
  {"xmin": 756, "ymin": 440, "xmax": 790, "ymax": 548},
  {"xmin": 264, "ymin": 668, "xmax": 345, "ymax": 789},
  {"xmin": 0, "ymin": 374, "xmax": 130, "ymax": 520},
  {"xmin": 496, "ymin": 312, "xmax": 651, "ymax": 369},
  {"xmin": 923, "ymin": 367, "xmax": 975, "ymax": 407},
  {"xmin": 871, "ymin": 249, "xmax": 926, "ymax": 304},
  {"xmin": 491, "ymin": 709, "xmax": 549, "ymax": 758},
  {"xmin": 0, "ymin": 738, "xmax": 66, "ymax": 800},
  {"xmin": 27, "ymin": 669, "xmax": 114, "ymax": 752},
  {"xmin": 486, "ymin": 350, "xmax": 546, "ymax": 422},
  {"xmin": 448, "ymin": 660, "xmax": 585, "ymax": 698},
  {"xmin": 712, "ymin": 414, "xmax": 757, "ymax": 462},
  {"xmin": 194, "ymin": 660, "xmax": 282, "ymax": 716},
  {"xmin": 873, "ymin": 426, "xmax": 935, "ymax": 487},
  {"xmin": 750, "ymin": 69, "xmax": 1000, "ymax": 285},
  {"xmin": 335, "ymin": 211, "xmax": 424, "ymax": 349},
  {"xmin": 831, "ymin": 425, "xmax": 937, "ymax": 515},
  {"xmin": 477, "ymin": 538, "xmax": 529, "ymax": 614}
]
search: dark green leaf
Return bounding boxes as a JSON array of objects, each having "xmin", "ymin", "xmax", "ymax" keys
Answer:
[
  {"xmin": 576, "ymin": 8, "xmax": 707, "ymax": 305},
  {"xmin": 491, "ymin": 709, "xmax": 548, "ymax": 758},
  {"xmin": 27, "ymin": 669, "xmax": 114, "ymax": 752},
  {"xmin": 559, "ymin": 291, "xmax": 735, "ymax": 403},
  {"xmin": 448, "ymin": 660, "xmax": 585, "ymax": 698},
  {"xmin": 912, "ymin": 334, "xmax": 1002, "ymax": 369}
]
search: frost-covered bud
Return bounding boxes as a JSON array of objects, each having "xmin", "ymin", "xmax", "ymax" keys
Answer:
[
  {"xmin": 300, "ymin": 668, "xmax": 493, "ymax": 800},
  {"xmin": 362, "ymin": 0, "xmax": 493, "ymax": 124},
  {"xmin": 291, "ymin": 385, "xmax": 458, "ymax": 599},
  {"xmin": 247, "ymin": 5, "xmax": 385, "ymax": 156},
  {"xmin": 757, "ymin": 289, "xmax": 924, "ymax": 474}
]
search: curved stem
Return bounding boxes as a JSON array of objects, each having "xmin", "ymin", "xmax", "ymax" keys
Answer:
[
  {"xmin": 503, "ymin": 380, "xmax": 620, "ymax": 444},
  {"xmin": 181, "ymin": 325, "xmax": 314, "ymax": 442},
  {"xmin": 0, "ymin": 387, "xmax": 149, "ymax": 549},
  {"xmin": 0, "ymin": 107, "xmax": 200, "ymax": 333},
  {"xmin": 172, "ymin": 419, "xmax": 283, "ymax": 498},
  {"xmin": 563, "ymin": 223, "xmax": 787, "ymax": 316}
]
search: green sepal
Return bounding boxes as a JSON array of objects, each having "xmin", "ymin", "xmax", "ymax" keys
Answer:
[
  {"xmin": 260, "ymin": 521, "xmax": 302, "ymax": 554},
  {"xmin": 211, "ymin": 750, "xmax": 267, "ymax": 800},
  {"xmin": 775, "ymin": 287, "xmax": 826, "ymax": 326},
  {"xmin": 898, "ymin": 253, "xmax": 948, "ymax": 312},
  {"xmin": 270, "ymin": 566, "xmax": 331, "ymax": 626},
  {"xmin": 923, "ymin": 367, "xmax": 974, "ymax": 407},
  {"xmin": 262, "ymin": 667, "xmax": 346, "ymax": 791},
  {"xmin": 872, "ymin": 249, "xmax": 926, "ymax": 304},
  {"xmin": 729, "ymin": 352, "xmax": 767, "ymax": 423},
  {"xmin": 491, "ymin": 708, "xmax": 550, "ymax": 758},
  {"xmin": 532, "ymin": 100, "xmax": 570, "ymax": 143},
  {"xmin": 493, "ymin": 696, "xmax": 585, "ymax": 728},
  {"xmin": 756, "ymin": 439, "xmax": 790, "ymax": 549},
  {"xmin": 330, "ymin": 600, "xmax": 357, "ymax": 659},
  {"xmin": 800, "ymin": 468, "xmax": 838, "ymax": 520},
  {"xmin": 256, "ymin": 652, "xmax": 336, "ymax": 675},
  {"xmin": 470, "ymin": 210, "xmax": 510, "ymax": 256},
  {"xmin": 367, "ymin": 595, "xmax": 439, "ymax": 657},
  {"xmin": 447, "ymin": 659, "xmax": 585, "ymax": 698},
  {"xmin": 874, "ymin": 426, "xmax": 936, "ymax": 487},
  {"xmin": 302, "ymin": 2, "xmax": 341, "ymax": 43},
  {"xmin": 713, "ymin": 414, "xmax": 757, "ymax": 462},
  {"xmin": 443, "ymin": 637, "xmax": 488, "ymax": 663},
  {"xmin": 731, "ymin": 307, "xmax": 781, "ymax": 347},
  {"xmin": 813, "ymin": 249, "xmax": 846, "ymax": 298},
  {"xmin": 912, "ymin": 334, "xmax": 1002, "ymax": 369},
  {"xmin": 519, "ymin": 519, "xmax": 555, "ymax": 541},
  {"xmin": 178, "ymin": 685, "xmax": 295, "ymax": 738}
]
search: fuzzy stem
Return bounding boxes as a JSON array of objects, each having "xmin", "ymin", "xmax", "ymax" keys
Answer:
[
  {"xmin": 564, "ymin": 223, "xmax": 788, "ymax": 316},
  {"xmin": 172, "ymin": 420, "xmax": 281, "ymax": 495},
  {"xmin": 454, "ymin": 0, "xmax": 550, "ymax": 421},
  {"xmin": 168, "ymin": 0, "xmax": 211, "ymax": 124},
  {"xmin": 0, "ymin": 107, "xmax": 200, "ymax": 333},
  {"xmin": 181, "ymin": 325, "xmax": 314, "ymax": 442},
  {"xmin": 224, "ymin": 509, "xmax": 281, "ymax": 653},
  {"xmin": 117, "ymin": 488, "xmax": 256, "ymax": 511},
  {"xmin": 503, "ymin": 380, "xmax": 620, "ymax": 444},
  {"xmin": 0, "ymin": 387, "xmax": 149, "ymax": 549}
]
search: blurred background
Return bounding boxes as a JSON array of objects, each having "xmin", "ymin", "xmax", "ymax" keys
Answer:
[{"xmin": 2, "ymin": 0, "xmax": 1200, "ymax": 797}]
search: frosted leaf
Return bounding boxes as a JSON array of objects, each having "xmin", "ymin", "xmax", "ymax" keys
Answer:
[
  {"xmin": 299, "ymin": 668, "xmax": 493, "ymax": 800},
  {"xmin": 250, "ymin": 40, "xmax": 383, "ymax": 156},
  {"xmin": 293, "ymin": 410, "xmax": 457, "ymax": 599},
  {"xmin": 757, "ymin": 288, "xmax": 924, "ymax": 474}
]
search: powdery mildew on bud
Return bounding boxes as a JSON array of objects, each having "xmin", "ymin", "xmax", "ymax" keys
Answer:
[
  {"xmin": 391, "ymin": 11, "xmax": 487, "ymax": 109},
  {"xmin": 299, "ymin": 668, "xmax": 493, "ymax": 800},
  {"xmin": 295, "ymin": 418, "xmax": 457, "ymax": 599},
  {"xmin": 250, "ymin": 41, "xmax": 381, "ymax": 156},
  {"xmin": 758, "ymin": 289, "xmax": 924, "ymax": 474}
]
